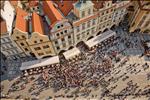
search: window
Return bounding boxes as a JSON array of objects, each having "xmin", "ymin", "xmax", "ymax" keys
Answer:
[
  {"xmin": 60, "ymin": 32, "xmax": 63, "ymax": 35},
  {"xmin": 16, "ymin": 36, "xmax": 19, "ymax": 39},
  {"xmin": 57, "ymin": 26, "xmax": 60, "ymax": 29},
  {"xmin": 34, "ymin": 41, "xmax": 37, "ymax": 43},
  {"xmin": 40, "ymin": 39, "xmax": 43, "ymax": 42},
  {"xmin": 111, "ymin": 9, "xmax": 113, "ymax": 12},
  {"xmin": 56, "ymin": 33, "xmax": 59, "ymax": 37},
  {"xmin": 82, "ymin": 23, "xmax": 85, "ymax": 30},
  {"xmin": 38, "ymin": 52, "xmax": 44, "ymax": 56},
  {"xmin": 56, "ymin": 46, "xmax": 60, "ymax": 50},
  {"xmin": 68, "ymin": 35, "xmax": 71, "ymax": 39},
  {"xmin": 62, "ymin": 43, "xmax": 66, "ymax": 47},
  {"xmin": 107, "ymin": 3, "xmax": 109, "ymax": 7},
  {"xmin": 61, "ymin": 38, "xmax": 65, "ymax": 42},
  {"xmin": 77, "ymin": 34, "xmax": 80, "ymax": 40},
  {"xmin": 61, "ymin": 24, "xmax": 63, "ymax": 27},
  {"xmin": 88, "ymin": 9, "xmax": 91, "ymax": 15},
  {"xmin": 87, "ymin": 21, "xmax": 91, "ymax": 27},
  {"xmin": 25, "ymin": 48, "xmax": 28, "ymax": 51},
  {"xmin": 106, "ymin": 10, "xmax": 109, "ymax": 14},
  {"xmin": 82, "ymin": 11, "xmax": 85, "ymax": 17},
  {"xmin": 92, "ymin": 19, "xmax": 96, "ymax": 25},
  {"xmin": 22, "ymin": 35, "xmax": 25, "ymax": 39},
  {"xmin": 43, "ymin": 45, "xmax": 49, "ymax": 49},
  {"xmin": 20, "ymin": 43, "xmax": 24, "ymax": 46},
  {"xmin": 76, "ymin": 26, "xmax": 80, "ymax": 32},
  {"xmin": 64, "ymin": 30, "xmax": 67, "ymax": 33},
  {"xmin": 102, "ymin": 12, "xmax": 104, "ymax": 15},
  {"xmin": 34, "ymin": 47, "xmax": 41, "ymax": 50},
  {"xmin": 55, "ymin": 41, "xmax": 58, "ymax": 44}
]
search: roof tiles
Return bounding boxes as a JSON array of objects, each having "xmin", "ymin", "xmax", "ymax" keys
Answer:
[
  {"xmin": 32, "ymin": 12, "xmax": 44, "ymax": 35},
  {"xmin": 53, "ymin": 0, "xmax": 77, "ymax": 16},
  {"xmin": 43, "ymin": 0, "xmax": 64, "ymax": 26},
  {"xmin": 15, "ymin": 7, "xmax": 28, "ymax": 32}
]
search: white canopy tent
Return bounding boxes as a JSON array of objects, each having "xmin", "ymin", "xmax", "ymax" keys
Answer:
[
  {"xmin": 63, "ymin": 47, "xmax": 81, "ymax": 60},
  {"xmin": 20, "ymin": 56, "xmax": 60, "ymax": 70},
  {"xmin": 85, "ymin": 30, "xmax": 116, "ymax": 48},
  {"xmin": 146, "ymin": 42, "xmax": 150, "ymax": 48}
]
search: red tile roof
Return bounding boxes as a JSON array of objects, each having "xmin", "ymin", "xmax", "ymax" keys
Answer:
[
  {"xmin": 15, "ymin": 7, "xmax": 28, "ymax": 32},
  {"xmin": 92, "ymin": 1, "xmax": 104, "ymax": 9},
  {"xmin": 32, "ymin": 12, "xmax": 44, "ymax": 35},
  {"xmin": 29, "ymin": 0, "xmax": 38, "ymax": 7},
  {"xmin": 53, "ymin": 0, "xmax": 77, "ymax": 16},
  {"xmin": 43, "ymin": 1, "xmax": 64, "ymax": 26},
  {"xmin": 0, "ymin": 18, "xmax": 7, "ymax": 35}
]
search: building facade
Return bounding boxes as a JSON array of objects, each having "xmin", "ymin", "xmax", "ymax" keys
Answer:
[
  {"xmin": 128, "ymin": 1, "xmax": 150, "ymax": 33},
  {"xmin": 6, "ymin": 0, "xmax": 130, "ymax": 59}
]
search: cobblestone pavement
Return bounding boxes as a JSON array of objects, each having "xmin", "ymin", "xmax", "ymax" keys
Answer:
[{"xmin": 1, "ymin": 26, "xmax": 150, "ymax": 100}]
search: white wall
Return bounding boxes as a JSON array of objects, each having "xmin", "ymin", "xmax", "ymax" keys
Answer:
[{"xmin": 1, "ymin": 1, "xmax": 15, "ymax": 34}]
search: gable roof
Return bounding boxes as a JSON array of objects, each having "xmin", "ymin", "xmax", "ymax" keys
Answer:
[
  {"xmin": 32, "ymin": 12, "xmax": 44, "ymax": 35},
  {"xmin": 53, "ymin": 0, "xmax": 77, "ymax": 16},
  {"xmin": 15, "ymin": 7, "xmax": 28, "ymax": 32},
  {"xmin": 43, "ymin": 1, "xmax": 64, "ymax": 26}
]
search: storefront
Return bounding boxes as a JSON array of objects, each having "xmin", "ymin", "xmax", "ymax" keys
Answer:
[{"xmin": 20, "ymin": 56, "xmax": 60, "ymax": 76}]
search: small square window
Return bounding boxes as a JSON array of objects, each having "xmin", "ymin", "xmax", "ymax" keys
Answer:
[
  {"xmin": 60, "ymin": 32, "xmax": 63, "ymax": 35},
  {"xmin": 61, "ymin": 38, "xmax": 65, "ymax": 41},
  {"xmin": 25, "ymin": 48, "xmax": 28, "ymax": 51},
  {"xmin": 57, "ymin": 47, "xmax": 60, "ymax": 50},
  {"xmin": 55, "ymin": 41, "xmax": 58, "ymax": 44},
  {"xmin": 56, "ymin": 33, "xmax": 59, "ymax": 36},
  {"xmin": 22, "ymin": 36, "xmax": 25, "ymax": 39},
  {"xmin": 20, "ymin": 43, "xmax": 24, "ymax": 46},
  {"xmin": 68, "ymin": 35, "xmax": 71, "ymax": 39},
  {"xmin": 64, "ymin": 30, "xmax": 67, "ymax": 33},
  {"xmin": 16, "ymin": 36, "xmax": 20, "ymax": 39},
  {"xmin": 57, "ymin": 26, "xmax": 60, "ymax": 29},
  {"xmin": 40, "ymin": 39, "xmax": 43, "ymax": 42}
]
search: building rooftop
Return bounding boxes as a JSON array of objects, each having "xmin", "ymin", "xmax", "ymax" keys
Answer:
[
  {"xmin": 15, "ymin": 7, "xmax": 28, "ymax": 32},
  {"xmin": 53, "ymin": 0, "xmax": 77, "ymax": 16},
  {"xmin": 43, "ymin": 1, "xmax": 64, "ymax": 27},
  {"xmin": 0, "ymin": 17, "xmax": 7, "ymax": 35},
  {"xmin": 92, "ymin": 1, "xmax": 104, "ymax": 10},
  {"xmin": 32, "ymin": 12, "xmax": 44, "ymax": 35},
  {"xmin": 29, "ymin": 0, "xmax": 38, "ymax": 7}
]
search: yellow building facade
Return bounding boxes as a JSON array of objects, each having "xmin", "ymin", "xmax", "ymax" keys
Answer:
[{"xmin": 128, "ymin": 1, "xmax": 150, "ymax": 33}]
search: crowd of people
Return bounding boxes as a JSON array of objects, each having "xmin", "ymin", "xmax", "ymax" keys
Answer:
[{"xmin": 1, "ymin": 26, "xmax": 150, "ymax": 99}]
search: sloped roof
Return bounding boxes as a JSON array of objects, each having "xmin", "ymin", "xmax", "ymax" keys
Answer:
[
  {"xmin": 53, "ymin": 0, "xmax": 77, "ymax": 16},
  {"xmin": 15, "ymin": 7, "xmax": 28, "ymax": 32},
  {"xmin": 43, "ymin": 1, "xmax": 64, "ymax": 26},
  {"xmin": 0, "ymin": 17, "xmax": 7, "ymax": 35},
  {"xmin": 92, "ymin": 1, "xmax": 104, "ymax": 9},
  {"xmin": 32, "ymin": 12, "xmax": 44, "ymax": 35}
]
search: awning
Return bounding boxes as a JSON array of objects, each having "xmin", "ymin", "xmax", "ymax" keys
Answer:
[
  {"xmin": 20, "ymin": 56, "xmax": 60, "ymax": 70},
  {"xmin": 85, "ymin": 30, "xmax": 116, "ymax": 48},
  {"xmin": 63, "ymin": 47, "xmax": 81, "ymax": 60},
  {"xmin": 146, "ymin": 42, "xmax": 150, "ymax": 48}
]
